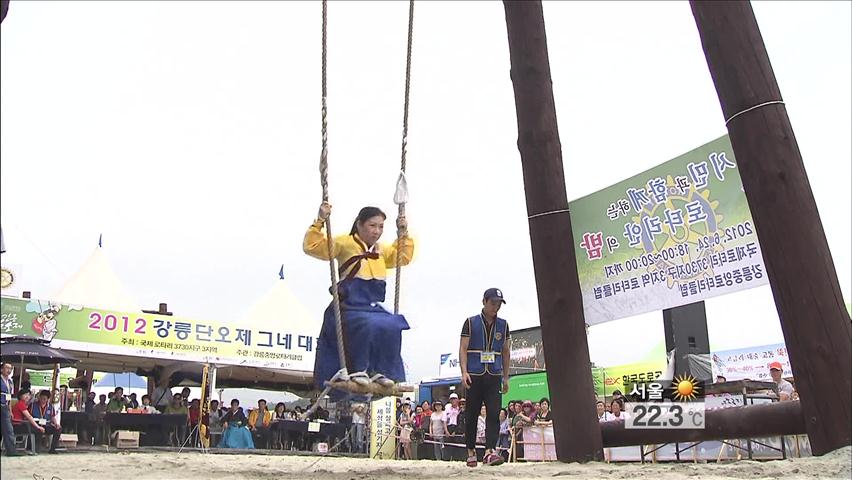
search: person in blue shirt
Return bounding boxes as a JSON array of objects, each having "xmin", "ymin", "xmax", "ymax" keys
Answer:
[{"xmin": 459, "ymin": 288, "xmax": 511, "ymax": 467}]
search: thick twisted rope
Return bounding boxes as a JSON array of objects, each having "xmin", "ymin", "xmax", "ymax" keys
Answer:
[
  {"xmin": 393, "ymin": 0, "xmax": 414, "ymax": 315},
  {"xmin": 319, "ymin": 0, "xmax": 347, "ymax": 374}
]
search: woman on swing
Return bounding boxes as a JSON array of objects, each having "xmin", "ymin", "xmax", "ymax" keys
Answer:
[{"xmin": 304, "ymin": 202, "xmax": 415, "ymax": 389}]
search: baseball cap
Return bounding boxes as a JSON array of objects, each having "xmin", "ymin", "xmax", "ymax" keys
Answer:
[
  {"xmin": 449, "ymin": 393, "xmax": 459, "ymax": 400},
  {"xmin": 768, "ymin": 361, "xmax": 783, "ymax": 371},
  {"xmin": 484, "ymin": 288, "xmax": 506, "ymax": 304}
]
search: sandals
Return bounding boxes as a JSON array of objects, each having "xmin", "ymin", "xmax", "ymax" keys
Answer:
[
  {"xmin": 336, "ymin": 371, "xmax": 395, "ymax": 387},
  {"xmin": 347, "ymin": 371, "xmax": 371, "ymax": 386},
  {"xmin": 466, "ymin": 455, "xmax": 478, "ymax": 467},
  {"xmin": 484, "ymin": 452, "xmax": 505, "ymax": 466},
  {"xmin": 371, "ymin": 374, "xmax": 395, "ymax": 388}
]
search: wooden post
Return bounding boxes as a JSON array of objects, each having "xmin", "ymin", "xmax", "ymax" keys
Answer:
[
  {"xmin": 690, "ymin": 1, "xmax": 852, "ymax": 454},
  {"xmin": 503, "ymin": 0, "xmax": 603, "ymax": 462}
]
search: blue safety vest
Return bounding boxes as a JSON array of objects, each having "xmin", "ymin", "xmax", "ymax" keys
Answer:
[
  {"xmin": 0, "ymin": 376, "xmax": 12, "ymax": 406},
  {"xmin": 466, "ymin": 315, "xmax": 508, "ymax": 376}
]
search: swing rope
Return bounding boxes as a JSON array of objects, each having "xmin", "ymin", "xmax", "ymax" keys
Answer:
[
  {"xmin": 308, "ymin": 1, "xmax": 415, "ymax": 413},
  {"xmin": 393, "ymin": 0, "xmax": 414, "ymax": 316},
  {"xmin": 318, "ymin": 0, "xmax": 348, "ymax": 376}
]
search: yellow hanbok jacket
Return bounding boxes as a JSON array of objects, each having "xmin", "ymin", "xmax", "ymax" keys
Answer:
[{"xmin": 303, "ymin": 219, "xmax": 415, "ymax": 281}]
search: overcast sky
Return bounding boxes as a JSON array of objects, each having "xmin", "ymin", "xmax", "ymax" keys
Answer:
[{"xmin": 1, "ymin": 1, "xmax": 849, "ymax": 383}]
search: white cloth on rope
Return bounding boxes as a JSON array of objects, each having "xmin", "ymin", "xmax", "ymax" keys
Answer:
[{"xmin": 394, "ymin": 170, "xmax": 409, "ymax": 205}]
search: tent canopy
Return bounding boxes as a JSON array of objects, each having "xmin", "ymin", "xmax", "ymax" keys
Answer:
[{"xmin": 52, "ymin": 246, "xmax": 140, "ymax": 312}]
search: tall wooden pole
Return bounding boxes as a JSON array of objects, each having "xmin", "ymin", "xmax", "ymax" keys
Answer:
[
  {"xmin": 504, "ymin": 0, "xmax": 602, "ymax": 462},
  {"xmin": 691, "ymin": 1, "xmax": 851, "ymax": 455}
]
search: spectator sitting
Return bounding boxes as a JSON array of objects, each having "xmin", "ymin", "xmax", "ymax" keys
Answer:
[
  {"xmin": 597, "ymin": 400, "xmax": 615, "ymax": 422},
  {"xmin": 207, "ymin": 400, "xmax": 224, "ymax": 447},
  {"xmin": 29, "ymin": 390, "xmax": 62, "ymax": 453},
  {"xmin": 106, "ymin": 388, "xmax": 127, "ymax": 413},
  {"xmin": 248, "ymin": 399, "xmax": 273, "ymax": 449},
  {"xmin": 220, "ymin": 399, "xmax": 254, "ymax": 449},
  {"xmin": 128, "ymin": 393, "xmax": 140, "ymax": 409},
  {"xmin": 271, "ymin": 402, "xmax": 288, "ymax": 450},
  {"xmin": 11, "ymin": 390, "xmax": 45, "ymax": 452},
  {"xmin": 165, "ymin": 393, "xmax": 188, "ymax": 446},
  {"xmin": 140, "ymin": 395, "xmax": 159, "ymax": 414}
]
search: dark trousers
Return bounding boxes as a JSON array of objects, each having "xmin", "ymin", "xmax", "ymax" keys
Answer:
[
  {"xmin": 464, "ymin": 374, "xmax": 501, "ymax": 450},
  {"xmin": 38, "ymin": 424, "xmax": 62, "ymax": 452},
  {"xmin": 252, "ymin": 427, "xmax": 270, "ymax": 449},
  {"xmin": 1, "ymin": 405, "xmax": 16, "ymax": 454}
]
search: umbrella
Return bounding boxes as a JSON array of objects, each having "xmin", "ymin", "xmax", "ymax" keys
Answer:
[
  {"xmin": 0, "ymin": 336, "xmax": 78, "ymax": 389},
  {"xmin": 96, "ymin": 372, "xmax": 147, "ymax": 390}
]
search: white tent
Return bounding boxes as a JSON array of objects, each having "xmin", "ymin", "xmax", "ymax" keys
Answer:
[
  {"xmin": 237, "ymin": 268, "xmax": 323, "ymax": 375},
  {"xmin": 52, "ymin": 245, "xmax": 140, "ymax": 312}
]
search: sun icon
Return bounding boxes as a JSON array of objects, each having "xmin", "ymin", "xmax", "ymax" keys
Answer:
[{"xmin": 671, "ymin": 374, "xmax": 701, "ymax": 402}]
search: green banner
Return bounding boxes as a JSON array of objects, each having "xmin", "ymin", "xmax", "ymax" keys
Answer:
[
  {"xmin": 570, "ymin": 135, "xmax": 768, "ymax": 324},
  {"xmin": 26, "ymin": 370, "xmax": 75, "ymax": 389},
  {"xmin": 1, "ymin": 296, "xmax": 317, "ymax": 371}
]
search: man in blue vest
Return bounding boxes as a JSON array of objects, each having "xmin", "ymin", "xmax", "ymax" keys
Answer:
[
  {"xmin": 459, "ymin": 288, "xmax": 510, "ymax": 467},
  {"xmin": 1, "ymin": 362, "xmax": 20, "ymax": 456}
]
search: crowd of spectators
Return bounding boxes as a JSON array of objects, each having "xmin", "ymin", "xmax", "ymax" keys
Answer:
[{"xmin": 388, "ymin": 395, "xmax": 554, "ymax": 462}]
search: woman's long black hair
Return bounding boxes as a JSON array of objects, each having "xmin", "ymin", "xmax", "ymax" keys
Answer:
[{"xmin": 350, "ymin": 206, "xmax": 387, "ymax": 235}]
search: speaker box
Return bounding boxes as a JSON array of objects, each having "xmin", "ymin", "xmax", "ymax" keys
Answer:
[{"xmin": 663, "ymin": 301, "xmax": 711, "ymax": 381}]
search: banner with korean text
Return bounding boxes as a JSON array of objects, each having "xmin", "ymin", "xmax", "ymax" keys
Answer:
[
  {"xmin": 0, "ymin": 296, "xmax": 318, "ymax": 371},
  {"xmin": 570, "ymin": 135, "xmax": 768, "ymax": 324},
  {"xmin": 370, "ymin": 397, "xmax": 396, "ymax": 460},
  {"xmin": 711, "ymin": 343, "xmax": 791, "ymax": 381}
]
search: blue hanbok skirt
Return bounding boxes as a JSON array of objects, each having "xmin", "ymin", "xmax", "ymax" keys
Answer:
[
  {"xmin": 219, "ymin": 424, "xmax": 255, "ymax": 449},
  {"xmin": 314, "ymin": 278, "xmax": 409, "ymax": 393}
]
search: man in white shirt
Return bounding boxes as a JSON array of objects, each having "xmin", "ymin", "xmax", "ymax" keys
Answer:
[{"xmin": 768, "ymin": 362, "xmax": 795, "ymax": 401}]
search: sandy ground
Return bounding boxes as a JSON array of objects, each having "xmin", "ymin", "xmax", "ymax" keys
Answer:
[{"xmin": 2, "ymin": 447, "xmax": 849, "ymax": 480}]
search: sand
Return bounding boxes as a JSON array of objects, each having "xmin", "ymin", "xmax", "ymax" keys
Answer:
[{"xmin": 2, "ymin": 446, "xmax": 849, "ymax": 480}]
